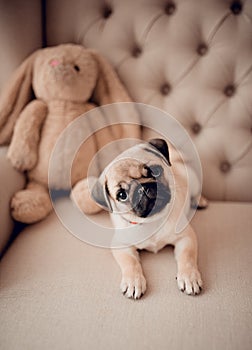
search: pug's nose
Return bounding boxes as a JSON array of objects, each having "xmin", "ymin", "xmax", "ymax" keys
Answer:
[
  {"xmin": 132, "ymin": 182, "xmax": 171, "ymax": 218},
  {"xmin": 133, "ymin": 183, "xmax": 157, "ymax": 206}
]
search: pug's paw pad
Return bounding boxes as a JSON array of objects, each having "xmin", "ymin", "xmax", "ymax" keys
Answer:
[
  {"xmin": 120, "ymin": 272, "xmax": 146, "ymax": 299},
  {"xmin": 177, "ymin": 268, "xmax": 203, "ymax": 296}
]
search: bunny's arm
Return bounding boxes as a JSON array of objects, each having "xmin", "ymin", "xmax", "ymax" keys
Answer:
[{"xmin": 7, "ymin": 100, "xmax": 47, "ymax": 171}]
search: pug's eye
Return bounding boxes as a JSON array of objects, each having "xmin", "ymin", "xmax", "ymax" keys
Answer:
[
  {"xmin": 74, "ymin": 65, "xmax": 80, "ymax": 72},
  {"xmin": 116, "ymin": 189, "xmax": 128, "ymax": 202},
  {"xmin": 150, "ymin": 165, "xmax": 163, "ymax": 178}
]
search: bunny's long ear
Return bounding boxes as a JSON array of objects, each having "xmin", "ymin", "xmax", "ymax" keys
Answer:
[
  {"xmin": 0, "ymin": 51, "xmax": 38, "ymax": 144},
  {"xmin": 89, "ymin": 50, "xmax": 131, "ymax": 105}
]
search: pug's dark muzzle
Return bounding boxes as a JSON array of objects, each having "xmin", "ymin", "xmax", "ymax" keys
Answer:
[{"xmin": 132, "ymin": 182, "xmax": 171, "ymax": 218}]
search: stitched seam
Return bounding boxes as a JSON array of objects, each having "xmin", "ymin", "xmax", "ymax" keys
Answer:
[
  {"xmin": 202, "ymin": 96, "xmax": 227, "ymax": 128},
  {"xmin": 173, "ymin": 56, "xmax": 200, "ymax": 87},
  {"xmin": 231, "ymin": 139, "xmax": 252, "ymax": 166},
  {"xmin": 235, "ymin": 87, "xmax": 252, "ymax": 120},
  {"xmin": 77, "ymin": 16, "xmax": 102, "ymax": 45},
  {"xmin": 116, "ymin": 54, "xmax": 132, "ymax": 71},
  {"xmin": 203, "ymin": 68, "xmax": 252, "ymax": 128},
  {"xmin": 243, "ymin": 0, "xmax": 252, "ymax": 23},
  {"xmin": 236, "ymin": 64, "xmax": 252, "ymax": 85},
  {"xmin": 117, "ymin": 10, "xmax": 165, "ymax": 70},
  {"xmin": 207, "ymin": 11, "xmax": 231, "ymax": 43},
  {"xmin": 140, "ymin": 11, "xmax": 164, "ymax": 43},
  {"xmin": 174, "ymin": 11, "xmax": 231, "ymax": 87}
]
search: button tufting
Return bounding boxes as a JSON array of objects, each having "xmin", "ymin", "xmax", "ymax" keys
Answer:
[
  {"xmin": 102, "ymin": 5, "xmax": 113, "ymax": 19},
  {"xmin": 220, "ymin": 161, "xmax": 231, "ymax": 173},
  {"xmin": 192, "ymin": 122, "xmax": 201, "ymax": 134},
  {"xmin": 230, "ymin": 1, "xmax": 243, "ymax": 15},
  {"xmin": 197, "ymin": 43, "xmax": 208, "ymax": 56},
  {"xmin": 224, "ymin": 84, "xmax": 236, "ymax": 97},
  {"xmin": 132, "ymin": 46, "xmax": 142, "ymax": 58},
  {"xmin": 160, "ymin": 83, "xmax": 171, "ymax": 95},
  {"xmin": 164, "ymin": 2, "xmax": 176, "ymax": 15}
]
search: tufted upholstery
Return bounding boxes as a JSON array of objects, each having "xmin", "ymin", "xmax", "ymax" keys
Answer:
[{"xmin": 45, "ymin": 0, "xmax": 252, "ymax": 201}]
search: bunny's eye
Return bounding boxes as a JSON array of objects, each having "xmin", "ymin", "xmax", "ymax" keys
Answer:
[{"xmin": 74, "ymin": 65, "xmax": 80, "ymax": 72}]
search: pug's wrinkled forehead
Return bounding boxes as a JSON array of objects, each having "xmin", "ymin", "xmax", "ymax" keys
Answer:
[
  {"xmin": 105, "ymin": 158, "xmax": 148, "ymax": 196},
  {"xmin": 121, "ymin": 140, "xmax": 170, "ymax": 167}
]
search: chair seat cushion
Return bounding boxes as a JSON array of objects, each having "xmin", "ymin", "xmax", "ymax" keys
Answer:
[{"xmin": 0, "ymin": 201, "xmax": 252, "ymax": 350}]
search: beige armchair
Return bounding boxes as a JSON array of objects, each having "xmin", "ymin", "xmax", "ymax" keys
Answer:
[{"xmin": 0, "ymin": 1, "xmax": 251, "ymax": 349}]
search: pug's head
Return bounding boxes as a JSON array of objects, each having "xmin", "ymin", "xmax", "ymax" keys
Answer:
[{"xmin": 91, "ymin": 139, "xmax": 172, "ymax": 222}]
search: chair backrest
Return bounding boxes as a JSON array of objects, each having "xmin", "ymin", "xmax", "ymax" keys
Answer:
[{"xmin": 45, "ymin": 0, "xmax": 252, "ymax": 201}]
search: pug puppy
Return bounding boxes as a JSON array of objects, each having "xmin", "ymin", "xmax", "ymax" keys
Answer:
[{"xmin": 92, "ymin": 138, "xmax": 207, "ymax": 299}]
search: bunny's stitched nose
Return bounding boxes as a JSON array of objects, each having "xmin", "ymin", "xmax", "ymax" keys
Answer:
[{"xmin": 50, "ymin": 59, "xmax": 60, "ymax": 67}]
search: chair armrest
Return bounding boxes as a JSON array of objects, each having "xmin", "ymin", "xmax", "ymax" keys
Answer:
[{"xmin": 0, "ymin": 147, "xmax": 25, "ymax": 255}]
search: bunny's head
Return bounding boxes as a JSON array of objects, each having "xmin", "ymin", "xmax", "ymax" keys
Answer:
[
  {"xmin": 0, "ymin": 44, "xmax": 131, "ymax": 144},
  {"xmin": 33, "ymin": 44, "xmax": 98, "ymax": 102}
]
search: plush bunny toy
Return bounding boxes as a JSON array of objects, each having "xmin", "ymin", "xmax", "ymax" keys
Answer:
[{"xmin": 0, "ymin": 44, "xmax": 140, "ymax": 223}]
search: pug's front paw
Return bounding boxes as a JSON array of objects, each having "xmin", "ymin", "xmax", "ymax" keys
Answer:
[
  {"xmin": 177, "ymin": 268, "xmax": 203, "ymax": 295},
  {"xmin": 120, "ymin": 270, "xmax": 147, "ymax": 299}
]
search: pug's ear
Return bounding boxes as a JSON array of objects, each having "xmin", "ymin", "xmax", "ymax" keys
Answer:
[
  {"xmin": 149, "ymin": 138, "xmax": 171, "ymax": 166},
  {"xmin": 91, "ymin": 180, "xmax": 113, "ymax": 212}
]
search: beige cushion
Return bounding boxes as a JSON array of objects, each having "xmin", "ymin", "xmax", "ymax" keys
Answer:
[
  {"xmin": 45, "ymin": 0, "xmax": 252, "ymax": 201},
  {"xmin": 0, "ymin": 147, "xmax": 25, "ymax": 254},
  {"xmin": 1, "ymin": 201, "xmax": 251, "ymax": 349}
]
